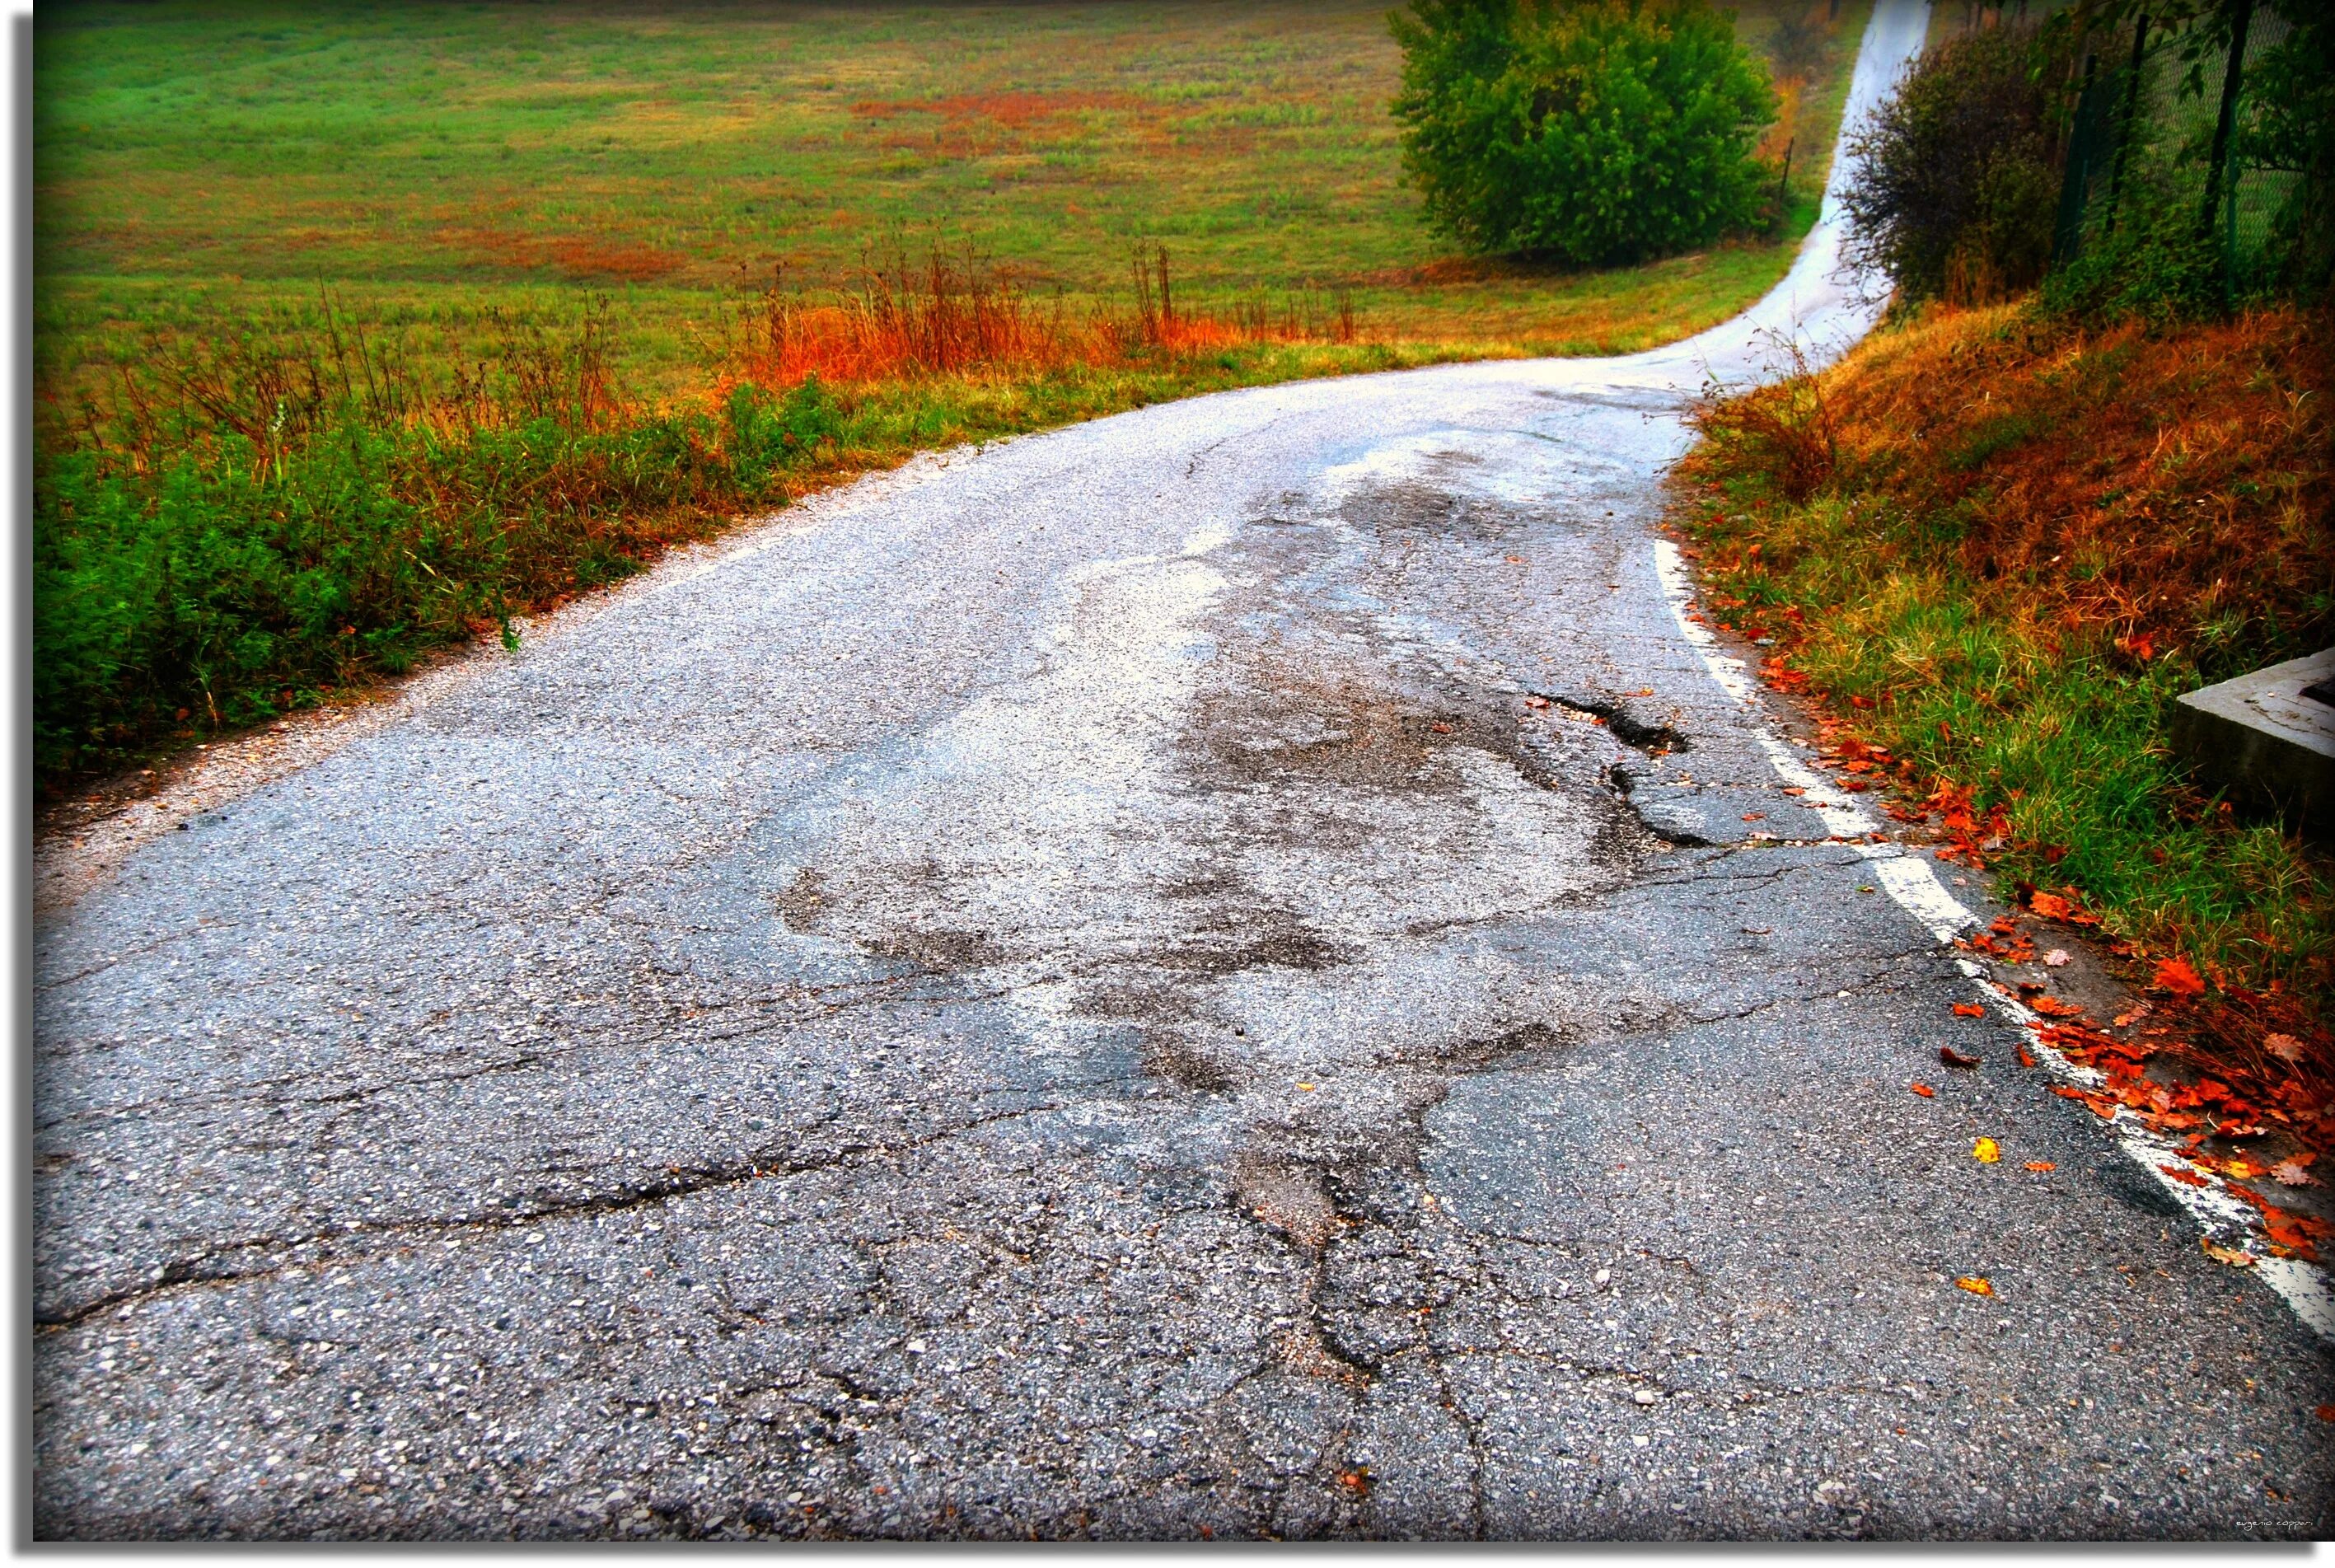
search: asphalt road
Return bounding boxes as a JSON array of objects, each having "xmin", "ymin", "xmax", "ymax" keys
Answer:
[{"xmin": 32, "ymin": 2, "xmax": 2334, "ymax": 1538}]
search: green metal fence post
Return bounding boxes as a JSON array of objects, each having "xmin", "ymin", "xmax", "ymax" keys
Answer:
[
  {"xmin": 2103, "ymin": 14, "xmax": 2148, "ymax": 236},
  {"xmin": 2053, "ymin": 52, "xmax": 2102, "ymax": 269},
  {"xmin": 2198, "ymin": 0, "xmax": 2256, "ymax": 252}
]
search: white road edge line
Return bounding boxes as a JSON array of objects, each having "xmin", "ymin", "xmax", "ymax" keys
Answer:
[{"xmin": 1654, "ymin": 537, "xmax": 2335, "ymax": 1342}]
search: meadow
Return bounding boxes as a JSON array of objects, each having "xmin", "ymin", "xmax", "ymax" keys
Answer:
[
  {"xmin": 37, "ymin": 0, "xmax": 1867, "ymax": 381},
  {"xmin": 35, "ymin": 0, "xmax": 1871, "ymax": 789}
]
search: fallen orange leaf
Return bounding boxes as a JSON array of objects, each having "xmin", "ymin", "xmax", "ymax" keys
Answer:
[
  {"xmin": 1954, "ymin": 1276, "xmax": 1993, "ymax": 1296},
  {"xmin": 2201, "ymin": 1238, "xmax": 2254, "ymax": 1267},
  {"xmin": 2024, "ymin": 1160, "xmax": 2055, "ymax": 1172},
  {"xmin": 2153, "ymin": 956, "xmax": 2206, "ymax": 995},
  {"xmin": 2015, "ymin": 1045, "xmax": 2037, "ymax": 1069},
  {"xmin": 1940, "ymin": 1046, "xmax": 1980, "ymax": 1069},
  {"xmin": 2160, "ymin": 1163, "xmax": 2209, "ymax": 1188},
  {"xmin": 2317, "ymin": 1405, "xmax": 2335, "ymax": 1423},
  {"xmin": 1909, "ymin": 1083, "xmax": 1935, "ymax": 1098},
  {"xmin": 2029, "ymin": 892, "xmax": 2072, "ymax": 920},
  {"xmin": 1952, "ymin": 1003, "xmax": 1986, "ymax": 1018}
]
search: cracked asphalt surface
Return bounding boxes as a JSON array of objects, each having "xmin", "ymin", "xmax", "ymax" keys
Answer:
[{"xmin": 31, "ymin": 2, "xmax": 2335, "ymax": 1538}]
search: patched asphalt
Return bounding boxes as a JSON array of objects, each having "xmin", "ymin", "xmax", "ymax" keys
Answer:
[{"xmin": 31, "ymin": 2, "xmax": 2334, "ymax": 1539}]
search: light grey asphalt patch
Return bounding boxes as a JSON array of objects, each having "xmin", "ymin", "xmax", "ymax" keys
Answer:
[{"xmin": 31, "ymin": 1, "xmax": 2333, "ymax": 1538}]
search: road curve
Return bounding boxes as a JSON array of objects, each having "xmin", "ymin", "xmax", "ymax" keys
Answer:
[{"xmin": 34, "ymin": 2, "xmax": 2333, "ymax": 1538}]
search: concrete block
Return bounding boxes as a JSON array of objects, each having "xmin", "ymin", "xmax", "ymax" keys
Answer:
[{"xmin": 2170, "ymin": 647, "xmax": 2335, "ymax": 837}]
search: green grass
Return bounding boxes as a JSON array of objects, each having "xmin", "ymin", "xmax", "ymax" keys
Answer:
[{"xmin": 1692, "ymin": 495, "xmax": 2330, "ymax": 979}]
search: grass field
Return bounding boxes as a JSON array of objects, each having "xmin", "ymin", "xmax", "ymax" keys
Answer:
[
  {"xmin": 33, "ymin": 0, "xmax": 1874, "ymax": 792},
  {"xmin": 36, "ymin": 0, "xmax": 1870, "ymax": 391}
]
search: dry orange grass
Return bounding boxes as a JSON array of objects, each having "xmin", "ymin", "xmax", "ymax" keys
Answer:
[
  {"xmin": 714, "ymin": 243, "xmax": 1332, "ymax": 392},
  {"xmin": 1814, "ymin": 303, "xmax": 2333, "ymax": 666}
]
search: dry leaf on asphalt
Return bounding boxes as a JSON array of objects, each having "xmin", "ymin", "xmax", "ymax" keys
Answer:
[
  {"xmin": 1972, "ymin": 1137, "xmax": 2000, "ymax": 1163},
  {"xmin": 1951, "ymin": 1003, "xmax": 1986, "ymax": 1018},
  {"xmin": 1954, "ymin": 1276, "xmax": 1993, "ymax": 1296},
  {"xmin": 1909, "ymin": 1083, "xmax": 1935, "ymax": 1098},
  {"xmin": 2024, "ymin": 1161, "xmax": 2055, "ymax": 1172},
  {"xmin": 2201, "ymin": 1238, "xmax": 2255, "ymax": 1267},
  {"xmin": 1940, "ymin": 1046, "xmax": 1980, "ymax": 1069},
  {"xmin": 2043, "ymin": 949, "xmax": 2071, "ymax": 967}
]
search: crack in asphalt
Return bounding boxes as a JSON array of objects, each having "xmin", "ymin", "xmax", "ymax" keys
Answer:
[{"xmin": 36, "ymin": 1101, "xmax": 1071, "ymax": 1330}]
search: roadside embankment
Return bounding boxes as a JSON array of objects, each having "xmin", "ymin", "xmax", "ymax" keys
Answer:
[{"xmin": 1674, "ymin": 302, "xmax": 2334, "ymax": 1247}]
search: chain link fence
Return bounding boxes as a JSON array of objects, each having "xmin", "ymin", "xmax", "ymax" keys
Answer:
[{"xmin": 2052, "ymin": 3, "xmax": 2298, "ymax": 285}]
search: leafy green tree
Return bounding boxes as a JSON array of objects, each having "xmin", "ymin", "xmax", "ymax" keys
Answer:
[{"xmin": 1388, "ymin": 0, "xmax": 1779, "ymax": 265}]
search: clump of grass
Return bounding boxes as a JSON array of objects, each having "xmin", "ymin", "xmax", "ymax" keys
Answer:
[
  {"xmin": 1678, "ymin": 302, "xmax": 2335, "ymax": 1009},
  {"xmin": 712, "ymin": 238, "xmax": 1355, "ymax": 393}
]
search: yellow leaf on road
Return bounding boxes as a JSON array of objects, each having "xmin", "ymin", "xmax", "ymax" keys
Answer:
[
  {"xmin": 1954, "ymin": 1276, "xmax": 1993, "ymax": 1296},
  {"xmin": 2201, "ymin": 1238, "xmax": 2255, "ymax": 1268},
  {"xmin": 1972, "ymin": 1137, "xmax": 2000, "ymax": 1163}
]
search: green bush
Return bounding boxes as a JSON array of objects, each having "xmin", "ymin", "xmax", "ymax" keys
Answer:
[
  {"xmin": 33, "ymin": 346, "xmax": 843, "ymax": 788},
  {"xmin": 1838, "ymin": 23, "xmax": 2067, "ymax": 304},
  {"xmin": 1387, "ymin": 0, "xmax": 1778, "ymax": 265}
]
